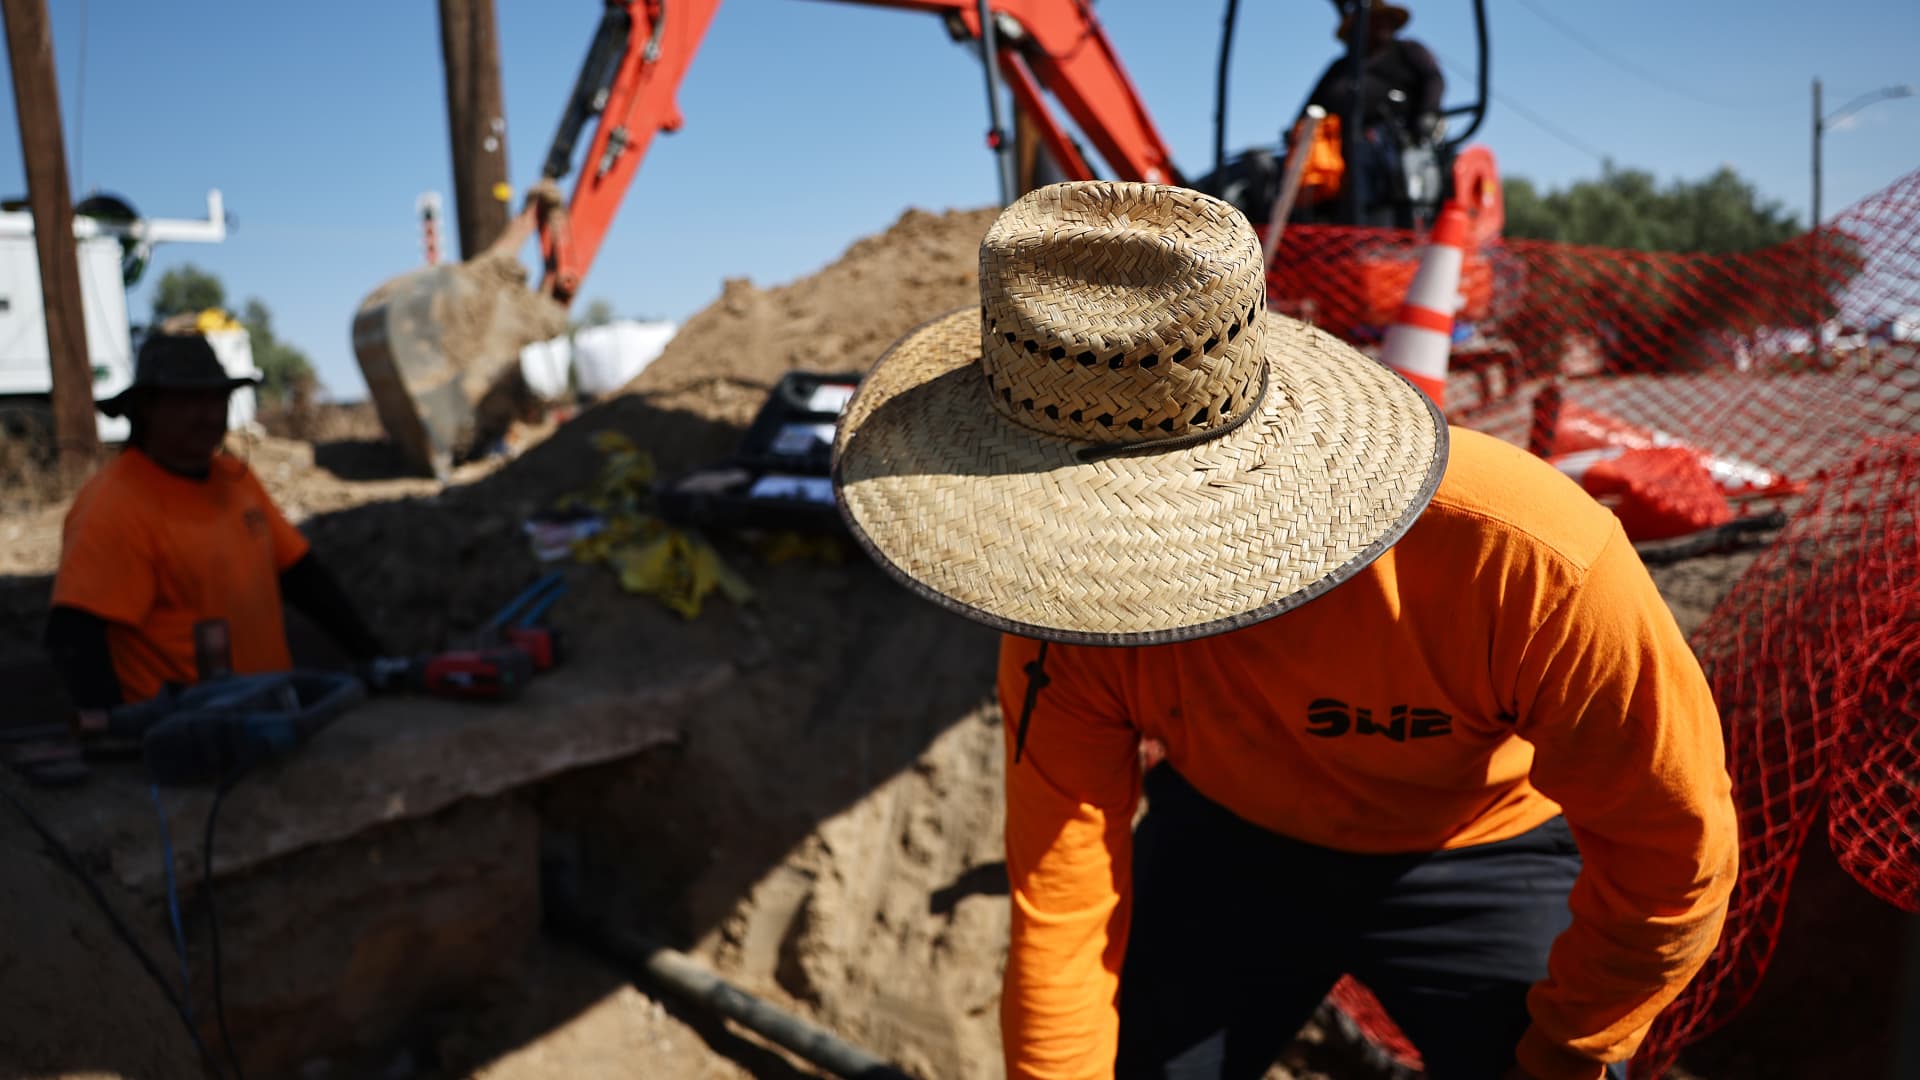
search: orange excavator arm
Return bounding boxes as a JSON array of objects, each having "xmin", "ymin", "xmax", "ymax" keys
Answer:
[
  {"xmin": 537, "ymin": 0, "xmax": 726, "ymax": 304},
  {"xmin": 357, "ymin": 0, "xmax": 1179, "ymax": 478},
  {"xmin": 825, "ymin": 1, "xmax": 1182, "ymax": 187},
  {"xmin": 536, "ymin": 0, "xmax": 1180, "ymax": 304}
]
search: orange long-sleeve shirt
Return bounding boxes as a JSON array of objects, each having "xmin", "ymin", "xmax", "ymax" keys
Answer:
[
  {"xmin": 996, "ymin": 427, "xmax": 1737, "ymax": 1080},
  {"xmin": 53, "ymin": 449, "xmax": 311, "ymax": 702}
]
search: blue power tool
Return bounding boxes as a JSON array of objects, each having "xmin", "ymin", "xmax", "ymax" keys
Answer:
[{"xmin": 106, "ymin": 671, "xmax": 366, "ymax": 786}]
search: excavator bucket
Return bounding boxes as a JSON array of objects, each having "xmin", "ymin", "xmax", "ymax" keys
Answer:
[{"xmin": 351, "ymin": 237, "xmax": 568, "ymax": 478}]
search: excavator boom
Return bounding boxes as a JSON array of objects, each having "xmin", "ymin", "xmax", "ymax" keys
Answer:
[
  {"xmin": 350, "ymin": 0, "xmax": 1490, "ymax": 479},
  {"xmin": 350, "ymin": 0, "xmax": 1178, "ymax": 478}
]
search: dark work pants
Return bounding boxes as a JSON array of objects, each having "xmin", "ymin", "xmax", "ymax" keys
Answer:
[{"xmin": 1115, "ymin": 765, "xmax": 1624, "ymax": 1080}]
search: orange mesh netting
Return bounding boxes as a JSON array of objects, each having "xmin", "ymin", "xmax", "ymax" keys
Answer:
[
  {"xmin": 1279, "ymin": 168, "xmax": 1920, "ymax": 1075},
  {"xmin": 1633, "ymin": 437, "xmax": 1920, "ymax": 1076}
]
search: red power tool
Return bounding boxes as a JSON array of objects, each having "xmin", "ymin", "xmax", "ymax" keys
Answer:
[
  {"xmin": 360, "ymin": 646, "xmax": 536, "ymax": 701},
  {"xmin": 357, "ymin": 575, "xmax": 566, "ymax": 701}
]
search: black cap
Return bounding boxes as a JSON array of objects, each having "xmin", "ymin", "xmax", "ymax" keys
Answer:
[{"xmin": 98, "ymin": 332, "xmax": 261, "ymax": 418}]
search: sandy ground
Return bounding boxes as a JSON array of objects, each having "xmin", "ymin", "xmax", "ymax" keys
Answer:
[{"xmin": 0, "ymin": 204, "xmax": 1906, "ymax": 1080}]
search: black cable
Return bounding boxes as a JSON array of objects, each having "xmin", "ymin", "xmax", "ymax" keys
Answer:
[
  {"xmin": 1512, "ymin": 0, "xmax": 1779, "ymax": 112},
  {"xmin": 1445, "ymin": 0, "xmax": 1491, "ymax": 149},
  {"xmin": 1339, "ymin": 0, "xmax": 1370, "ymax": 224},
  {"xmin": 204, "ymin": 776, "xmax": 246, "ymax": 1080},
  {"xmin": 1431, "ymin": 49, "xmax": 1611, "ymax": 164},
  {"xmin": 1213, "ymin": 0, "xmax": 1241, "ymax": 181},
  {"xmin": 1012, "ymin": 640, "xmax": 1050, "ymax": 765},
  {"xmin": 0, "ymin": 781, "xmax": 225, "ymax": 1078}
]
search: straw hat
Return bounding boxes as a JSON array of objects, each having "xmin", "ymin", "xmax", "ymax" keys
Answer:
[{"xmin": 832, "ymin": 182, "xmax": 1447, "ymax": 646}]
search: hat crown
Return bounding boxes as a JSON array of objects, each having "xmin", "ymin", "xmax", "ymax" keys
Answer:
[
  {"xmin": 978, "ymin": 182, "xmax": 1269, "ymax": 446},
  {"xmin": 134, "ymin": 332, "xmax": 228, "ymax": 388}
]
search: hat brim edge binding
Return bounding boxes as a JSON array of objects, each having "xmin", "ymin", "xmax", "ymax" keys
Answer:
[{"xmin": 831, "ymin": 307, "xmax": 1451, "ymax": 648}]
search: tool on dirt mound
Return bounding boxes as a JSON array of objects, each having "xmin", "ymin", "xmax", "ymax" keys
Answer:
[
  {"xmin": 359, "ymin": 645, "xmax": 537, "ymax": 702},
  {"xmin": 658, "ymin": 371, "xmax": 860, "ymax": 537},
  {"xmin": 481, "ymin": 572, "xmax": 569, "ymax": 672},
  {"xmin": 105, "ymin": 671, "xmax": 366, "ymax": 786}
]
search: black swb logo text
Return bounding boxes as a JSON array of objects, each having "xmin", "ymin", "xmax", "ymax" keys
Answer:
[{"xmin": 1305, "ymin": 698, "xmax": 1453, "ymax": 741}]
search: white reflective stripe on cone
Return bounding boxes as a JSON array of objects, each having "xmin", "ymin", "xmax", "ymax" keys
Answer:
[
  {"xmin": 1402, "ymin": 246, "xmax": 1465, "ymax": 310},
  {"xmin": 1382, "ymin": 323, "xmax": 1453, "ymax": 379}
]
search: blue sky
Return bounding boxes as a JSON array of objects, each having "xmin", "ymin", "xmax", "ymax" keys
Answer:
[{"xmin": 1, "ymin": 0, "xmax": 1915, "ymax": 399}]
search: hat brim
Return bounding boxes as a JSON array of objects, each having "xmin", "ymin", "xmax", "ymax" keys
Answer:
[
  {"xmin": 832, "ymin": 309, "xmax": 1448, "ymax": 646},
  {"xmin": 97, "ymin": 375, "xmax": 261, "ymax": 419}
]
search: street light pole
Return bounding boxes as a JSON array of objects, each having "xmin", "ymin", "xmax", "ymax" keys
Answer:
[
  {"xmin": 1809, "ymin": 78, "xmax": 1916, "ymax": 368},
  {"xmin": 1812, "ymin": 77, "xmax": 1822, "ymax": 367}
]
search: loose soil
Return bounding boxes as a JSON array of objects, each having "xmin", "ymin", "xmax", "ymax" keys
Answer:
[{"xmin": 0, "ymin": 206, "xmax": 1904, "ymax": 1080}]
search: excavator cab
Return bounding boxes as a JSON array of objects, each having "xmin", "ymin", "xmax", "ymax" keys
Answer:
[
  {"xmin": 1188, "ymin": 0, "xmax": 1500, "ymax": 338},
  {"xmin": 1194, "ymin": 0, "xmax": 1491, "ymax": 234}
]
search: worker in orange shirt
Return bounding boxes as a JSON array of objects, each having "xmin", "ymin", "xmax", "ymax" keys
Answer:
[
  {"xmin": 44, "ymin": 332, "xmax": 384, "ymax": 734},
  {"xmin": 833, "ymin": 183, "xmax": 1736, "ymax": 1080}
]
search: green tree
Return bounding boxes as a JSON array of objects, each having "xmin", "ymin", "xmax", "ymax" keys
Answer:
[
  {"xmin": 239, "ymin": 299, "xmax": 317, "ymax": 406},
  {"xmin": 1496, "ymin": 165, "xmax": 1858, "ymax": 372},
  {"xmin": 147, "ymin": 265, "xmax": 318, "ymax": 405},
  {"xmin": 150, "ymin": 263, "xmax": 226, "ymax": 322},
  {"xmin": 571, "ymin": 297, "xmax": 617, "ymax": 333},
  {"xmin": 1501, "ymin": 165, "xmax": 1801, "ymax": 253}
]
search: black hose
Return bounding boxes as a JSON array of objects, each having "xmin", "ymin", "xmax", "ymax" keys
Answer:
[
  {"xmin": 541, "ymin": 5, "xmax": 634, "ymax": 181},
  {"xmin": 976, "ymin": 0, "xmax": 1015, "ymax": 205},
  {"xmin": 1213, "ymin": 0, "xmax": 1241, "ymax": 181},
  {"xmin": 1446, "ymin": 0, "xmax": 1491, "ymax": 149},
  {"xmin": 0, "ymin": 781, "xmax": 225, "ymax": 1078},
  {"xmin": 551, "ymin": 899, "xmax": 915, "ymax": 1080},
  {"xmin": 1340, "ymin": 0, "xmax": 1369, "ymax": 225},
  {"xmin": 641, "ymin": 944, "xmax": 916, "ymax": 1080},
  {"xmin": 204, "ymin": 777, "xmax": 245, "ymax": 1080}
]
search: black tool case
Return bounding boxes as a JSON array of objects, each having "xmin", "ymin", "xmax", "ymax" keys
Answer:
[{"xmin": 657, "ymin": 371, "xmax": 862, "ymax": 535}]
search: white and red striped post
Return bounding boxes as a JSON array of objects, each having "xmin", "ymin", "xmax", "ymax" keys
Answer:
[
  {"xmin": 1380, "ymin": 201, "xmax": 1471, "ymax": 410},
  {"xmin": 418, "ymin": 191, "xmax": 444, "ymax": 267}
]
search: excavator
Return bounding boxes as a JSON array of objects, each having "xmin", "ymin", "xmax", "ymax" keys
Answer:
[{"xmin": 353, "ymin": 0, "xmax": 1500, "ymax": 477}]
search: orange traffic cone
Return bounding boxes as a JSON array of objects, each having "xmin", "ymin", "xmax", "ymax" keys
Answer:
[{"xmin": 1380, "ymin": 202, "xmax": 1470, "ymax": 409}]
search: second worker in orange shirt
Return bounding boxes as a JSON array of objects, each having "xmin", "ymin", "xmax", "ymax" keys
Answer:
[
  {"xmin": 833, "ymin": 183, "xmax": 1736, "ymax": 1080},
  {"xmin": 45, "ymin": 331, "xmax": 385, "ymax": 733}
]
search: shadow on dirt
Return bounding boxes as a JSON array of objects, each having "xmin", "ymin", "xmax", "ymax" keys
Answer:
[{"xmin": 312, "ymin": 438, "xmax": 417, "ymax": 482}]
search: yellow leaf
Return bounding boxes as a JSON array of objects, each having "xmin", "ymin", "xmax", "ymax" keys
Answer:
[
  {"xmin": 591, "ymin": 430, "xmax": 636, "ymax": 454},
  {"xmin": 755, "ymin": 531, "xmax": 844, "ymax": 565}
]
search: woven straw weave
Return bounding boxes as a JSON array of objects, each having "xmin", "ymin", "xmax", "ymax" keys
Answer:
[
  {"xmin": 833, "ymin": 183, "xmax": 1446, "ymax": 646},
  {"xmin": 981, "ymin": 184, "xmax": 1268, "ymax": 444}
]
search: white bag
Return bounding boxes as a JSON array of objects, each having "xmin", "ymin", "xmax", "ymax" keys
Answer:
[{"xmin": 572, "ymin": 319, "xmax": 677, "ymax": 395}]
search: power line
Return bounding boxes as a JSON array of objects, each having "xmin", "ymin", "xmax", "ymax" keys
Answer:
[
  {"xmin": 1512, "ymin": 0, "xmax": 1771, "ymax": 112},
  {"xmin": 1431, "ymin": 50, "xmax": 1613, "ymax": 163}
]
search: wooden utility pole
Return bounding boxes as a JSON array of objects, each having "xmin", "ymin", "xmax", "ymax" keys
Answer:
[
  {"xmin": 438, "ymin": 0, "xmax": 512, "ymax": 259},
  {"xmin": 3, "ymin": 0, "xmax": 98, "ymax": 484}
]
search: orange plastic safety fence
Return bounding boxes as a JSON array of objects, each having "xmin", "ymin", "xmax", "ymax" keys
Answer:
[
  {"xmin": 1295, "ymin": 170, "xmax": 1920, "ymax": 1075},
  {"xmin": 1634, "ymin": 437, "xmax": 1920, "ymax": 1077}
]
